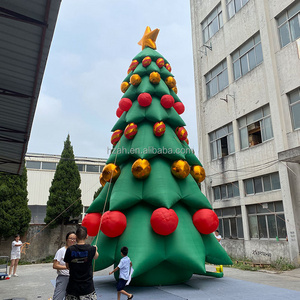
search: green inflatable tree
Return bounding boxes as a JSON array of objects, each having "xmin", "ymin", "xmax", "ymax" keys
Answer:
[{"xmin": 84, "ymin": 27, "xmax": 232, "ymax": 286}]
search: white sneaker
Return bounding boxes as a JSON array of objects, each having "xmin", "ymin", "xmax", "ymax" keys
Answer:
[
  {"xmin": 7, "ymin": 274, "xmax": 11, "ymax": 278},
  {"xmin": 13, "ymin": 274, "xmax": 18, "ymax": 277}
]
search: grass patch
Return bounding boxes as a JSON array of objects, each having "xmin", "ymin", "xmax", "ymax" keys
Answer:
[{"xmin": 270, "ymin": 257, "xmax": 295, "ymax": 271}]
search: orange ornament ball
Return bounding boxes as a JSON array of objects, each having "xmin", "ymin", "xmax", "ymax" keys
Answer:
[
  {"xmin": 161, "ymin": 94, "xmax": 175, "ymax": 109},
  {"xmin": 156, "ymin": 58, "xmax": 165, "ymax": 68},
  {"xmin": 171, "ymin": 160, "xmax": 190, "ymax": 179},
  {"xmin": 190, "ymin": 165, "xmax": 206, "ymax": 183},
  {"xmin": 172, "ymin": 86, "xmax": 178, "ymax": 94},
  {"xmin": 175, "ymin": 126, "xmax": 188, "ymax": 141},
  {"xmin": 165, "ymin": 63, "xmax": 172, "ymax": 72},
  {"xmin": 101, "ymin": 211, "xmax": 127, "ymax": 237},
  {"xmin": 111, "ymin": 129, "xmax": 123, "ymax": 146},
  {"xmin": 142, "ymin": 56, "xmax": 152, "ymax": 67},
  {"xmin": 102, "ymin": 163, "xmax": 121, "ymax": 182},
  {"xmin": 99, "ymin": 173, "xmax": 106, "ymax": 187},
  {"xmin": 131, "ymin": 159, "xmax": 151, "ymax": 179},
  {"xmin": 124, "ymin": 122, "xmax": 138, "ymax": 139},
  {"xmin": 130, "ymin": 74, "xmax": 141, "ymax": 86},
  {"xmin": 185, "ymin": 138, "xmax": 189, "ymax": 145},
  {"xmin": 116, "ymin": 107, "xmax": 124, "ymax": 118},
  {"xmin": 82, "ymin": 213, "xmax": 102, "ymax": 237},
  {"xmin": 153, "ymin": 121, "xmax": 166, "ymax": 137},
  {"xmin": 121, "ymin": 81, "xmax": 130, "ymax": 93},
  {"xmin": 149, "ymin": 72, "xmax": 161, "ymax": 84},
  {"xmin": 173, "ymin": 102, "xmax": 185, "ymax": 114},
  {"xmin": 165, "ymin": 76, "xmax": 176, "ymax": 89}
]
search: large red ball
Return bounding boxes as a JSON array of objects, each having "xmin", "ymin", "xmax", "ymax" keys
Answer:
[
  {"xmin": 161, "ymin": 95, "xmax": 175, "ymax": 109},
  {"xmin": 192, "ymin": 209, "xmax": 219, "ymax": 235},
  {"xmin": 138, "ymin": 93, "xmax": 152, "ymax": 107},
  {"xmin": 119, "ymin": 98, "xmax": 132, "ymax": 111},
  {"xmin": 101, "ymin": 211, "xmax": 127, "ymax": 237},
  {"xmin": 82, "ymin": 213, "xmax": 102, "ymax": 237},
  {"xmin": 116, "ymin": 107, "xmax": 124, "ymax": 118},
  {"xmin": 150, "ymin": 208, "xmax": 179, "ymax": 236},
  {"xmin": 173, "ymin": 102, "xmax": 185, "ymax": 114}
]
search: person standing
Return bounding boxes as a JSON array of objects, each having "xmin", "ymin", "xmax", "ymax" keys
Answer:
[
  {"xmin": 109, "ymin": 246, "xmax": 133, "ymax": 300},
  {"xmin": 64, "ymin": 226, "xmax": 99, "ymax": 300},
  {"xmin": 8, "ymin": 234, "xmax": 23, "ymax": 277},
  {"xmin": 214, "ymin": 230, "xmax": 222, "ymax": 245},
  {"xmin": 52, "ymin": 231, "xmax": 76, "ymax": 300}
]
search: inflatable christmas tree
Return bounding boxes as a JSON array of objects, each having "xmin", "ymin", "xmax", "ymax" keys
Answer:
[{"xmin": 83, "ymin": 27, "xmax": 232, "ymax": 286}]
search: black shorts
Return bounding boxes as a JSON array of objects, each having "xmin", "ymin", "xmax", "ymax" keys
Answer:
[{"xmin": 116, "ymin": 278, "xmax": 128, "ymax": 291}]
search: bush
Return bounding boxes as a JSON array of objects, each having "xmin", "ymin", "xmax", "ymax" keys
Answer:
[{"xmin": 271, "ymin": 257, "xmax": 295, "ymax": 271}]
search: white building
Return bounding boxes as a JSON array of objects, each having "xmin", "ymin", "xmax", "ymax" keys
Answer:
[
  {"xmin": 190, "ymin": 0, "xmax": 300, "ymax": 265},
  {"xmin": 25, "ymin": 153, "xmax": 106, "ymax": 224}
]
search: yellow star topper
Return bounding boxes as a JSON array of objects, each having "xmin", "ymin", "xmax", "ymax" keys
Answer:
[{"xmin": 138, "ymin": 26, "xmax": 160, "ymax": 50}]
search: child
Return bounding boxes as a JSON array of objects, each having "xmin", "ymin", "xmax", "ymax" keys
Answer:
[
  {"xmin": 8, "ymin": 234, "xmax": 23, "ymax": 277},
  {"xmin": 109, "ymin": 246, "xmax": 133, "ymax": 300},
  {"xmin": 64, "ymin": 226, "xmax": 99, "ymax": 300}
]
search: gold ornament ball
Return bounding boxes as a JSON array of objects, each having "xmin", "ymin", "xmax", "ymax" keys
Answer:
[
  {"xmin": 165, "ymin": 76, "xmax": 176, "ymax": 89},
  {"xmin": 102, "ymin": 163, "xmax": 121, "ymax": 182},
  {"xmin": 99, "ymin": 173, "xmax": 106, "ymax": 186},
  {"xmin": 130, "ymin": 74, "xmax": 142, "ymax": 86},
  {"xmin": 190, "ymin": 165, "xmax": 206, "ymax": 183},
  {"xmin": 171, "ymin": 160, "xmax": 190, "ymax": 179},
  {"xmin": 121, "ymin": 82, "xmax": 130, "ymax": 93},
  {"xmin": 131, "ymin": 159, "xmax": 151, "ymax": 179},
  {"xmin": 149, "ymin": 72, "xmax": 161, "ymax": 84},
  {"xmin": 172, "ymin": 86, "xmax": 178, "ymax": 94}
]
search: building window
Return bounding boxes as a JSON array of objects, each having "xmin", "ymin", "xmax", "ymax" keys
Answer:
[
  {"xmin": 26, "ymin": 161, "xmax": 41, "ymax": 169},
  {"xmin": 209, "ymin": 123, "xmax": 235, "ymax": 160},
  {"xmin": 41, "ymin": 162, "xmax": 56, "ymax": 170},
  {"xmin": 248, "ymin": 201, "xmax": 287, "ymax": 239},
  {"xmin": 215, "ymin": 206, "xmax": 244, "ymax": 239},
  {"xmin": 77, "ymin": 164, "xmax": 85, "ymax": 172},
  {"xmin": 205, "ymin": 60, "xmax": 228, "ymax": 99},
  {"xmin": 213, "ymin": 181, "xmax": 240, "ymax": 201},
  {"xmin": 86, "ymin": 164, "xmax": 100, "ymax": 173},
  {"xmin": 28, "ymin": 205, "xmax": 46, "ymax": 224},
  {"xmin": 202, "ymin": 3, "xmax": 223, "ymax": 43},
  {"xmin": 226, "ymin": 0, "xmax": 249, "ymax": 19},
  {"xmin": 238, "ymin": 105, "xmax": 273, "ymax": 149},
  {"xmin": 244, "ymin": 172, "xmax": 281, "ymax": 195},
  {"xmin": 288, "ymin": 87, "xmax": 300, "ymax": 129},
  {"xmin": 277, "ymin": 1, "xmax": 300, "ymax": 48},
  {"xmin": 232, "ymin": 32, "xmax": 263, "ymax": 80}
]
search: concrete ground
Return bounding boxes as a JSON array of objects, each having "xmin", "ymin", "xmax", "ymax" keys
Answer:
[{"xmin": 1, "ymin": 263, "xmax": 300, "ymax": 300}]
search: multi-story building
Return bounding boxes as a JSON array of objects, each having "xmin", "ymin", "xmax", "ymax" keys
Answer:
[
  {"xmin": 190, "ymin": 0, "xmax": 300, "ymax": 265},
  {"xmin": 25, "ymin": 153, "xmax": 106, "ymax": 224}
]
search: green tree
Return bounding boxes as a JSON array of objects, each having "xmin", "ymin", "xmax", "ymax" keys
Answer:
[
  {"xmin": 44, "ymin": 134, "xmax": 82, "ymax": 228},
  {"xmin": 86, "ymin": 28, "xmax": 232, "ymax": 286},
  {"xmin": 0, "ymin": 166, "xmax": 31, "ymax": 239},
  {"xmin": 93, "ymin": 186, "xmax": 103, "ymax": 200}
]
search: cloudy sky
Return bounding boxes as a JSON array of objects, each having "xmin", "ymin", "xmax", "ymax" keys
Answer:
[{"xmin": 27, "ymin": 0, "xmax": 199, "ymax": 159}]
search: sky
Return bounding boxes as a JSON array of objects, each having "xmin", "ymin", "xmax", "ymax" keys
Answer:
[{"xmin": 27, "ymin": 0, "xmax": 199, "ymax": 159}]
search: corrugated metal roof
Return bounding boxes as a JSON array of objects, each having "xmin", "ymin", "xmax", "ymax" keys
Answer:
[{"xmin": 0, "ymin": 0, "xmax": 61, "ymax": 175}]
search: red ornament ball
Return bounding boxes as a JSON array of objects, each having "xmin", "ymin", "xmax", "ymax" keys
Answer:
[
  {"xmin": 111, "ymin": 129, "xmax": 123, "ymax": 146},
  {"xmin": 165, "ymin": 63, "xmax": 172, "ymax": 72},
  {"xmin": 192, "ymin": 209, "xmax": 219, "ymax": 235},
  {"xmin": 153, "ymin": 121, "xmax": 166, "ymax": 137},
  {"xmin": 173, "ymin": 102, "xmax": 185, "ymax": 114},
  {"xmin": 116, "ymin": 107, "xmax": 124, "ymax": 118},
  {"xmin": 82, "ymin": 213, "xmax": 102, "ymax": 237},
  {"xmin": 119, "ymin": 98, "xmax": 132, "ymax": 112},
  {"xmin": 138, "ymin": 93, "xmax": 152, "ymax": 107},
  {"xmin": 161, "ymin": 94, "xmax": 175, "ymax": 109},
  {"xmin": 142, "ymin": 56, "xmax": 152, "ymax": 67},
  {"xmin": 156, "ymin": 58, "xmax": 165, "ymax": 68},
  {"xmin": 129, "ymin": 59, "xmax": 139, "ymax": 71},
  {"xmin": 175, "ymin": 126, "xmax": 188, "ymax": 141},
  {"xmin": 124, "ymin": 122, "xmax": 138, "ymax": 139},
  {"xmin": 185, "ymin": 138, "xmax": 189, "ymax": 145},
  {"xmin": 101, "ymin": 211, "xmax": 127, "ymax": 237},
  {"xmin": 150, "ymin": 208, "xmax": 179, "ymax": 235}
]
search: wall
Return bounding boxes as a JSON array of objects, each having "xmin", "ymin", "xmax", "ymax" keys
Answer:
[{"xmin": 0, "ymin": 225, "xmax": 93, "ymax": 262}]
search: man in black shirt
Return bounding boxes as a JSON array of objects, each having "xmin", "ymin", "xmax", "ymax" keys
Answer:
[{"xmin": 64, "ymin": 226, "xmax": 99, "ymax": 300}]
